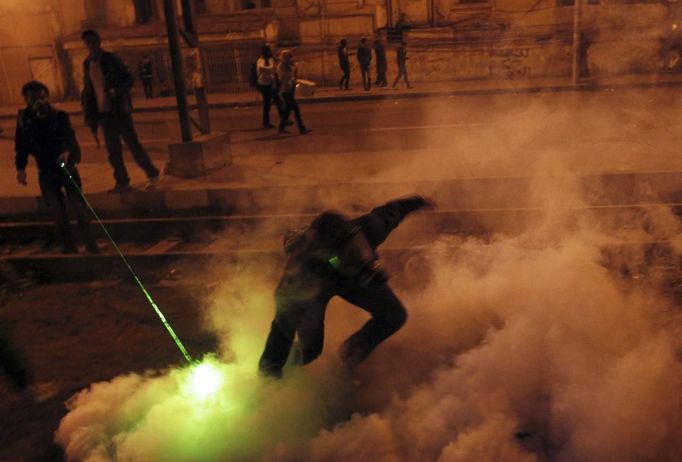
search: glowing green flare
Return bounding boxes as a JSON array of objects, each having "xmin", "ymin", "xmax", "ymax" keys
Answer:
[
  {"xmin": 60, "ymin": 163, "xmax": 193, "ymax": 364},
  {"xmin": 328, "ymin": 255, "xmax": 340, "ymax": 268},
  {"xmin": 189, "ymin": 361, "xmax": 223, "ymax": 399}
]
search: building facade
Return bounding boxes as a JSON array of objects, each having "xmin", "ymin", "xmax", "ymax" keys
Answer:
[{"xmin": 0, "ymin": 0, "xmax": 677, "ymax": 105}]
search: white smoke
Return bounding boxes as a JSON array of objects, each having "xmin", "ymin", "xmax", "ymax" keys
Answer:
[
  {"xmin": 54, "ymin": 210, "xmax": 682, "ymax": 461},
  {"xmin": 54, "ymin": 91, "xmax": 682, "ymax": 461}
]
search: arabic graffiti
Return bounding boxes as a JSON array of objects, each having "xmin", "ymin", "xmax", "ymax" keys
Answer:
[{"xmin": 489, "ymin": 47, "xmax": 531, "ymax": 79}]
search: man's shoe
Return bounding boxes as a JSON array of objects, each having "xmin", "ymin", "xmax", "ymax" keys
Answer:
[
  {"xmin": 299, "ymin": 128, "xmax": 312, "ymax": 135},
  {"xmin": 285, "ymin": 120, "xmax": 294, "ymax": 126},
  {"xmin": 263, "ymin": 123, "xmax": 276, "ymax": 129},
  {"xmin": 146, "ymin": 174, "xmax": 162, "ymax": 191},
  {"xmin": 107, "ymin": 184, "xmax": 132, "ymax": 194},
  {"xmin": 278, "ymin": 129, "xmax": 290, "ymax": 134}
]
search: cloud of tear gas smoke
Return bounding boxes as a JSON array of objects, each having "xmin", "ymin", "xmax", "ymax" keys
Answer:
[
  {"xmin": 54, "ymin": 206, "xmax": 682, "ymax": 462},
  {"xmin": 56, "ymin": 93, "xmax": 682, "ymax": 462}
]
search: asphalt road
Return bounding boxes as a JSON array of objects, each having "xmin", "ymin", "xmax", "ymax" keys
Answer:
[{"xmin": 1, "ymin": 87, "xmax": 681, "ymax": 167}]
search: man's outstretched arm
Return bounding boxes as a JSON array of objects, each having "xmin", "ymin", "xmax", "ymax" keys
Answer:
[{"xmin": 355, "ymin": 195, "xmax": 433, "ymax": 248}]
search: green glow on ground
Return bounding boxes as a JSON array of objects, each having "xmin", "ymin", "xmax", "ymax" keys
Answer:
[{"xmin": 188, "ymin": 361, "xmax": 224, "ymax": 399}]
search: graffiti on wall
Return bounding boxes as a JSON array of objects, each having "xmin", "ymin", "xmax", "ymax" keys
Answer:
[{"xmin": 489, "ymin": 47, "xmax": 531, "ymax": 79}]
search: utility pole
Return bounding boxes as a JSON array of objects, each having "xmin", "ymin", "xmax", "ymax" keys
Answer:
[
  {"xmin": 180, "ymin": 0, "xmax": 211, "ymax": 134},
  {"xmin": 572, "ymin": 0, "xmax": 583, "ymax": 85},
  {"xmin": 162, "ymin": 0, "xmax": 192, "ymax": 142}
]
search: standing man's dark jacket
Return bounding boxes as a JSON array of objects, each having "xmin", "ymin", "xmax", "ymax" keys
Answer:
[
  {"xmin": 374, "ymin": 42, "xmax": 387, "ymax": 72},
  {"xmin": 357, "ymin": 45, "xmax": 372, "ymax": 70},
  {"xmin": 15, "ymin": 107, "xmax": 80, "ymax": 173},
  {"xmin": 338, "ymin": 44, "xmax": 350, "ymax": 69},
  {"xmin": 82, "ymin": 51, "xmax": 134, "ymax": 126},
  {"xmin": 397, "ymin": 45, "xmax": 408, "ymax": 68}
]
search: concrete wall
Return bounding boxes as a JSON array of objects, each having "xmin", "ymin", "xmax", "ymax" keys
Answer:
[
  {"xmin": 294, "ymin": 39, "xmax": 572, "ymax": 86},
  {"xmin": 0, "ymin": 0, "xmax": 674, "ymax": 106},
  {"xmin": 0, "ymin": 0, "xmax": 86, "ymax": 105}
]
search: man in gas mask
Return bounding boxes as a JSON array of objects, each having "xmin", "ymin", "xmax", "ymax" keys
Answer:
[
  {"xmin": 15, "ymin": 81, "xmax": 98, "ymax": 254},
  {"xmin": 259, "ymin": 195, "xmax": 432, "ymax": 378}
]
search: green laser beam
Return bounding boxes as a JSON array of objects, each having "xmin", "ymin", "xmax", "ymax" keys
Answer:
[{"xmin": 59, "ymin": 163, "xmax": 193, "ymax": 364}]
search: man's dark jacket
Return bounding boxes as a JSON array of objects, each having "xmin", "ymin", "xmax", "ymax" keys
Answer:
[
  {"xmin": 357, "ymin": 45, "xmax": 372, "ymax": 69},
  {"xmin": 374, "ymin": 43, "xmax": 387, "ymax": 71},
  {"xmin": 278, "ymin": 195, "xmax": 428, "ymax": 295},
  {"xmin": 15, "ymin": 107, "xmax": 80, "ymax": 172},
  {"xmin": 82, "ymin": 51, "xmax": 134, "ymax": 125}
]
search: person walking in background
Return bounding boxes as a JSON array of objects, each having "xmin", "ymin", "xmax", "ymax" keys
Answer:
[
  {"xmin": 392, "ymin": 41, "xmax": 412, "ymax": 89},
  {"xmin": 374, "ymin": 38, "xmax": 387, "ymax": 87},
  {"xmin": 277, "ymin": 49, "xmax": 311, "ymax": 135},
  {"xmin": 256, "ymin": 46, "xmax": 285, "ymax": 129},
  {"xmin": 357, "ymin": 38, "xmax": 372, "ymax": 91},
  {"xmin": 138, "ymin": 55, "xmax": 154, "ymax": 99},
  {"xmin": 15, "ymin": 81, "xmax": 99, "ymax": 254},
  {"xmin": 81, "ymin": 29, "xmax": 161, "ymax": 194},
  {"xmin": 337, "ymin": 39, "xmax": 351, "ymax": 90}
]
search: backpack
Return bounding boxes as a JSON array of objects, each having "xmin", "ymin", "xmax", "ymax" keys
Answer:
[{"xmin": 249, "ymin": 62, "xmax": 258, "ymax": 87}]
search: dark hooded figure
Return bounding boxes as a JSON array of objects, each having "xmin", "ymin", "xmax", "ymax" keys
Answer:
[{"xmin": 259, "ymin": 195, "xmax": 432, "ymax": 378}]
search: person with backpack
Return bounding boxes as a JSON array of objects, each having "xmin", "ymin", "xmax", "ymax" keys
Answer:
[
  {"xmin": 258, "ymin": 195, "xmax": 433, "ymax": 379},
  {"xmin": 255, "ymin": 46, "xmax": 285, "ymax": 129}
]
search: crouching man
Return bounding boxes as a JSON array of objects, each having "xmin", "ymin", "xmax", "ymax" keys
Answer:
[{"xmin": 259, "ymin": 195, "xmax": 432, "ymax": 378}]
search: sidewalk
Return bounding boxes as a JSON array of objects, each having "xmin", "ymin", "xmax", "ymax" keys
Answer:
[
  {"xmin": 1, "ymin": 72, "xmax": 682, "ymax": 217},
  {"xmin": 1, "ymin": 73, "xmax": 681, "ymax": 119}
]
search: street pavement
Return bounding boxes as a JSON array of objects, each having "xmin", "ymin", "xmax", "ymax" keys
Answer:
[{"xmin": 0, "ymin": 74, "xmax": 681, "ymax": 217}]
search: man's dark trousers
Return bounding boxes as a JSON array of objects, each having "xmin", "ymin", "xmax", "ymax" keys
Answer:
[
  {"xmin": 259, "ymin": 278, "xmax": 407, "ymax": 377},
  {"xmin": 279, "ymin": 93, "xmax": 305, "ymax": 132},
  {"xmin": 100, "ymin": 113, "xmax": 159, "ymax": 186},
  {"xmin": 393, "ymin": 65, "xmax": 410, "ymax": 88},
  {"xmin": 361, "ymin": 67, "xmax": 371, "ymax": 91},
  {"xmin": 38, "ymin": 166, "xmax": 93, "ymax": 248},
  {"xmin": 257, "ymin": 85, "xmax": 284, "ymax": 127},
  {"xmin": 142, "ymin": 78, "xmax": 153, "ymax": 98},
  {"xmin": 339, "ymin": 64, "xmax": 350, "ymax": 89}
]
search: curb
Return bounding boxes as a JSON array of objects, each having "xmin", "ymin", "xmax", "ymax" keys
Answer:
[
  {"xmin": 1, "ymin": 78, "xmax": 681, "ymax": 121},
  {"xmin": 2, "ymin": 171, "xmax": 681, "ymax": 219}
]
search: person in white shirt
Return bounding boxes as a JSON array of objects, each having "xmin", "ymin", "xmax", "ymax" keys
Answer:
[
  {"xmin": 277, "ymin": 50, "xmax": 310, "ymax": 135},
  {"xmin": 256, "ymin": 46, "xmax": 285, "ymax": 129}
]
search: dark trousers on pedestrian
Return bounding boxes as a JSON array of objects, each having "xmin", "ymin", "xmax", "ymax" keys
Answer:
[
  {"xmin": 100, "ymin": 113, "xmax": 159, "ymax": 187},
  {"xmin": 38, "ymin": 167, "xmax": 95, "ymax": 251},
  {"xmin": 361, "ymin": 67, "xmax": 371, "ymax": 91},
  {"xmin": 392, "ymin": 65, "xmax": 411, "ymax": 88},
  {"xmin": 258, "ymin": 278, "xmax": 408, "ymax": 377},
  {"xmin": 375, "ymin": 65, "xmax": 387, "ymax": 86},
  {"xmin": 142, "ymin": 78, "xmax": 153, "ymax": 98},
  {"xmin": 257, "ymin": 84, "xmax": 284, "ymax": 127},
  {"xmin": 279, "ymin": 92, "xmax": 306, "ymax": 133},
  {"xmin": 339, "ymin": 65, "xmax": 350, "ymax": 90}
]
